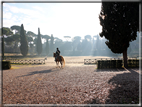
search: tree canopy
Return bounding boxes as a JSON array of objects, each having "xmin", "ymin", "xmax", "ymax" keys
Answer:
[
  {"xmin": 1, "ymin": 27, "xmax": 13, "ymax": 36},
  {"xmin": 11, "ymin": 25, "xmax": 21, "ymax": 34},
  {"xmin": 1, "ymin": 27, "xmax": 13, "ymax": 58}
]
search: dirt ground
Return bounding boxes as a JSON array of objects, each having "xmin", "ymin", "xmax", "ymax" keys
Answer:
[{"xmin": 2, "ymin": 56, "xmax": 141, "ymax": 105}]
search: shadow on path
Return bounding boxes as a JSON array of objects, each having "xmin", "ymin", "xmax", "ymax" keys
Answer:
[
  {"xmin": 91, "ymin": 68, "xmax": 140, "ymax": 104},
  {"xmin": 105, "ymin": 68, "xmax": 140, "ymax": 104},
  {"xmin": 96, "ymin": 68, "xmax": 126, "ymax": 72},
  {"xmin": 17, "ymin": 67, "xmax": 60, "ymax": 78}
]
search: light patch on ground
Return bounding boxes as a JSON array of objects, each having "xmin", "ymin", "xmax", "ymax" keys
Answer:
[{"xmin": 10, "ymin": 66, "xmax": 22, "ymax": 69}]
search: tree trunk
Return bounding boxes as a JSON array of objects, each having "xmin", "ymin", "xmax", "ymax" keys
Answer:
[{"xmin": 123, "ymin": 49, "xmax": 128, "ymax": 68}]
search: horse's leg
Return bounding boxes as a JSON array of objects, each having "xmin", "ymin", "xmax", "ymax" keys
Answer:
[
  {"xmin": 60, "ymin": 61, "xmax": 63, "ymax": 68},
  {"xmin": 56, "ymin": 61, "xmax": 58, "ymax": 67},
  {"xmin": 57, "ymin": 61, "xmax": 60, "ymax": 68}
]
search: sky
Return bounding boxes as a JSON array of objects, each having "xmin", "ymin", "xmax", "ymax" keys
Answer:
[{"xmin": 3, "ymin": 2, "xmax": 102, "ymax": 41}]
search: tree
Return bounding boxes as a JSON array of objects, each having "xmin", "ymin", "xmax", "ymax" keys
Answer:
[
  {"xmin": 54, "ymin": 37, "xmax": 63, "ymax": 54},
  {"xmin": 85, "ymin": 35, "xmax": 91, "ymax": 41},
  {"xmin": 42, "ymin": 35, "xmax": 50, "ymax": 55},
  {"xmin": 11, "ymin": 25, "xmax": 21, "ymax": 34},
  {"xmin": 36, "ymin": 28, "xmax": 42, "ymax": 55},
  {"xmin": 26, "ymin": 31, "xmax": 36, "ymax": 44},
  {"xmin": 4, "ymin": 36, "xmax": 14, "ymax": 45},
  {"xmin": 64, "ymin": 36, "xmax": 71, "ymax": 41},
  {"xmin": 1, "ymin": 27, "xmax": 13, "ymax": 58},
  {"xmin": 20, "ymin": 24, "xmax": 28, "ymax": 56},
  {"xmin": 96, "ymin": 35, "xmax": 100, "ymax": 53},
  {"xmin": 45, "ymin": 35, "xmax": 50, "ymax": 55},
  {"xmin": 50, "ymin": 34, "xmax": 54, "ymax": 52},
  {"xmin": 27, "ymin": 31, "xmax": 36, "ymax": 37},
  {"xmin": 12, "ymin": 33, "xmax": 21, "ymax": 52},
  {"xmin": 72, "ymin": 36, "xmax": 81, "ymax": 52},
  {"xmin": 83, "ymin": 35, "xmax": 92, "ymax": 55},
  {"xmin": 99, "ymin": 2, "xmax": 139, "ymax": 67}
]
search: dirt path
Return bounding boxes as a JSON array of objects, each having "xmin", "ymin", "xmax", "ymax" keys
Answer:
[{"xmin": 2, "ymin": 62, "xmax": 140, "ymax": 104}]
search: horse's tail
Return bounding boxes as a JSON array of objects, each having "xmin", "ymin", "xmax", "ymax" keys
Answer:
[{"xmin": 61, "ymin": 56, "xmax": 65, "ymax": 68}]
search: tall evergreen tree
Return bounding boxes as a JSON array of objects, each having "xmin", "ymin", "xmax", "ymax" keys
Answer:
[
  {"xmin": 99, "ymin": 2, "xmax": 139, "ymax": 67},
  {"xmin": 50, "ymin": 34, "xmax": 54, "ymax": 52},
  {"xmin": 36, "ymin": 28, "xmax": 42, "ymax": 55},
  {"xmin": 20, "ymin": 24, "xmax": 28, "ymax": 56}
]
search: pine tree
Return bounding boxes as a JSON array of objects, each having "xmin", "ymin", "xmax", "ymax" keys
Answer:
[
  {"xmin": 20, "ymin": 24, "xmax": 28, "ymax": 57},
  {"xmin": 36, "ymin": 28, "xmax": 42, "ymax": 55},
  {"xmin": 99, "ymin": 2, "xmax": 139, "ymax": 67},
  {"xmin": 1, "ymin": 27, "xmax": 13, "ymax": 58}
]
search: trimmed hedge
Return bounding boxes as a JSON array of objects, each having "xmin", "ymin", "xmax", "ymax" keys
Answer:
[
  {"xmin": 2, "ymin": 60, "xmax": 11, "ymax": 69},
  {"xmin": 97, "ymin": 60, "xmax": 122, "ymax": 69},
  {"xmin": 127, "ymin": 59, "xmax": 140, "ymax": 68},
  {"xmin": 97, "ymin": 59, "xmax": 141, "ymax": 69}
]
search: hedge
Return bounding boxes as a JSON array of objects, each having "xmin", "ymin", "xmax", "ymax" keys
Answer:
[
  {"xmin": 2, "ymin": 60, "xmax": 11, "ymax": 69},
  {"xmin": 97, "ymin": 60, "xmax": 122, "ymax": 69},
  {"xmin": 97, "ymin": 59, "xmax": 140, "ymax": 69}
]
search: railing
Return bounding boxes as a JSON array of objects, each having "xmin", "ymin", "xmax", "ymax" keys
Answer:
[{"xmin": 4, "ymin": 58, "xmax": 46, "ymax": 65}]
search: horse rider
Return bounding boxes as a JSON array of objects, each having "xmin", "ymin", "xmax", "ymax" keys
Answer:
[{"xmin": 55, "ymin": 48, "xmax": 60, "ymax": 61}]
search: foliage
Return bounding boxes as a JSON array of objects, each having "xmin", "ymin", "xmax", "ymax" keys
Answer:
[
  {"xmin": 72, "ymin": 36, "xmax": 81, "ymax": 52},
  {"xmin": 1, "ymin": 27, "xmax": 13, "ymax": 58},
  {"xmin": 26, "ymin": 31, "xmax": 36, "ymax": 37},
  {"xmin": 97, "ymin": 60, "xmax": 122, "ymax": 69},
  {"xmin": 45, "ymin": 37, "xmax": 50, "ymax": 55},
  {"xmin": 27, "ymin": 36, "xmax": 33, "ymax": 43},
  {"xmin": 73, "ymin": 36, "xmax": 81, "ymax": 42},
  {"xmin": 64, "ymin": 36, "xmax": 71, "ymax": 41},
  {"xmin": 10, "ymin": 25, "xmax": 21, "ymax": 34},
  {"xmin": 2, "ymin": 60, "xmax": 11, "ymax": 69},
  {"xmin": 36, "ymin": 28, "xmax": 42, "ymax": 55},
  {"xmin": 2, "ymin": 27, "xmax": 13, "ymax": 36},
  {"xmin": 99, "ymin": 2, "xmax": 139, "ymax": 67},
  {"xmin": 41, "ymin": 35, "xmax": 50, "ymax": 55},
  {"xmin": 4, "ymin": 36, "xmax": 14, "ymax": 45},
  {"xmin": 26, "ymin": 31, "xmax": 36, "ymax": 44},
  {"xmin": 85, "ymin": 35, "xmax": 91, "ymax": 41},
  {"xmin": 20, "ymin": 24, "xmax": 28, "ymax": 56},
  {"xmin": 50, "ymin": 34, "xmax": 54, "ymax": 52},
  {"xmin": 4, "ymin": 30, "xmax": 21, "ymax": 53},
  {"xmin": 96, "ymin": 35, "xmax": 100, "ymax": 52}
]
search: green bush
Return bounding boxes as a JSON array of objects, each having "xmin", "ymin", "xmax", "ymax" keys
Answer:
[
  {"xmin": 2, "ymin": 60, "xmax": 11, "ymax": 69},
  {"xmin": 127, "ymin": 59, "xmax": 140, "ymax": 68}
]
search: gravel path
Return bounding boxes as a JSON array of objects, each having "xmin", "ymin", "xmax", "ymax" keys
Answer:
[{"xmin": 3, "ymin": 63, "xmax": 140, "ymax": 104}]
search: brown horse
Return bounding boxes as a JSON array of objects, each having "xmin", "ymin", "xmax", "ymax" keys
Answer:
[{"xmin": 53, "ymin": 53, "xmax": 65, "ymax": 68}]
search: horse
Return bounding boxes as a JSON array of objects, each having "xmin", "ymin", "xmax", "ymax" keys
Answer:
[{"xmin": 53, "ymin": 53, "xmax": 65, "ymax": 68}]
